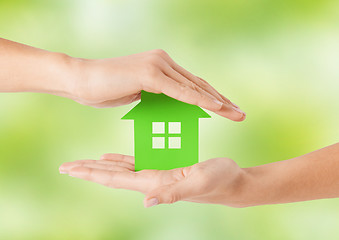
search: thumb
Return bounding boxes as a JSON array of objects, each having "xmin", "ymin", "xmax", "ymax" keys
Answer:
[{"xmin": 144, "ymin": 179, "xmax": 197, "ymax": 208}]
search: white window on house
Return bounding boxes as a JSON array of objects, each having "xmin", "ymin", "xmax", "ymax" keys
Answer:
[
  {"xmin": 152, "ymin": 122, "xmax": 165, "ymax": 134},
  {"xmin": 152, "ymin": 122, "xmax": 181, "ymax": 149},
  {"xmin": 168, "ymin": 137, "xmax": 181, "ymax": 149},
  {"xmin": 168, "ymin": 122, "xmax": 181, "ymax": 134},
  {"xmin": 152, "ymin": 137, "xmax": 165, "ymax": 149}
]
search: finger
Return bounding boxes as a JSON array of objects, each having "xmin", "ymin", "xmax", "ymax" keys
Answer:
[
  {"xmin": 60, "ymin": 159, "xmax": 135, "ymax": 173},
  {"xmin": 95, "ymin": 160, "xmax": 134, "ymax": 170},
  {"xmin": 161, "ymin": 66, "xmax": 227, "ymax": 106},
  {"xmin": 150, "ymin": 58, "xmax": 220, "ymax": 104},
  {"xmin": 64, "ymin": 160, "xmax": 134, "ymax": 171},
  {"xmin": 74, "ymin": 162, "xmax": 132, "ymax": 172},
  {"xmin": 215, "ymin": 102, "xmax": 246, "ymax": 121},
  {"xmin": 161, "ymin": 64, "xmax": 225, "ymax": 104},
  {"xmin": 174, "ymin": 66, "xmax": 241, "ymax": 111},
  {"xmin": 155, "ymin": 51, "xmax": 244, "ymax": 113},
  {"xmin": 220, "ymin": 94, "xmax": 240, "ymax": 108},
  {"xmin": 68, "ymin": 166, "xmax": 148, "ymax": 192},
  {"xmin": 160, "ymin": 75, "xmax": 224, "ymax": 112},
  {"xmin": 196, "ymin": 82, "xmax": 240, "ymax": 109},
  {"xmin": 196, "ymin": 76, "xmax": 239, "ymax": 108},
  {"xmin": 158, "ymin": 53, "xmax": 239, "ymax": 108},
  {"xmin": 59, "ymin": 160, "xmax": 94, "ymax": 173},
  {"xmin": 144, "ymin": 178, "xmax": 203, "ymax": 207},
  {"xmin": 100, "ymin": 153, "xmax": 135, "ymax": 164},
  {"xmin": 194, "ymin": 76, "xmax": 231, "ymax": 105},
  {"xmin": 160, "ymin": 75, "xmax": 246, "ymax": 120},
  {"xmin": 170, "ymin": 64, "xmax": 226, "ymax": 104}
]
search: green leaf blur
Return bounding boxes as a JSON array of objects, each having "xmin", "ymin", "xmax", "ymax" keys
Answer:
[{"xmin": 0, "ymin": 0, "xmax": 338, "ymax": 239}]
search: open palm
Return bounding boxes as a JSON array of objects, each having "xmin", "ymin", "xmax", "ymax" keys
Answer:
[{"xmin": 59, "ymin": 153, "xmax": 245, "ymax": 208}]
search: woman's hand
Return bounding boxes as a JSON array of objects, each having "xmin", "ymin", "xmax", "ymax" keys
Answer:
[
  {"xmin": 59, "ymin": 153, "xmax": 248, "ymax": 208},
  {"xmin": 71, "ymin": 49, "xmax": 245, "ymax": 121},
  {"xmin": 0, "ymin": 38, "xmax": 245, "ymax": 121},
  {"xmin": 59, "ymin": 144, "xmax": 339, "ymax": 208}
]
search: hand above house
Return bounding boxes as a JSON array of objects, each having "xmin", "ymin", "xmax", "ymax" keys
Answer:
[
  {"xmin": 0, "ymin": 38, "xmax": 245, "ymax": 121},
  {"xmin": 59, "ymin": 143, "xmax": 339, "ymax": 208}
]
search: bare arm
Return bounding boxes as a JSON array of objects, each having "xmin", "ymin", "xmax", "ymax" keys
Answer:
[
  {"xmin": 0, "ymin": 38, "xmax": 245, "ymax": 120},
  {"xmin": 59, "ymin": 143, "xmax": 339, "ymax": 208},
  {"xmin": 0, "ymin": 38, "xmax": 75, "ymax": 97},
  {"xmin": 242, "ymin": 142, "xmax": 339, "ymax": 206}
]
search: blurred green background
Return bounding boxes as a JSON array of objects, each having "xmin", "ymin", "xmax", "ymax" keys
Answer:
[{"xmin": 0, "ymin": 0, "xmax": 338, "ymax": 239}]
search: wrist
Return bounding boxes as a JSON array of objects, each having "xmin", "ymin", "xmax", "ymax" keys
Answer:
[
  {"xmin": 234, "ymin": 168, "xmax": 263, "ymax": 207},
  {"xmin": 220, "ymin": 167, "xmax": 257, "ymax": 208},
  {"xmin": 236, "ymin": 164, "xmax": 284, "ymax": 208},
  {"xmin": 41, "ymin": 52, "xmax": 83, "ymax": 99},
  {"xmin": 222, "ymin": 166, "xmax": 272, "ymax": 208},
  {"xmin": 64, "ymin": 58, "xmax": 104, "ymax": 104}
]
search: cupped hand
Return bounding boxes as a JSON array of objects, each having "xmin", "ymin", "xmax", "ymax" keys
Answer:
[
  {"xmin": 59, "ymin": 153, "xmax": 248, "ymax": 208},
  {"xmin": 72, "ymin": 49, "xmax": 245, "ymax": 121}
]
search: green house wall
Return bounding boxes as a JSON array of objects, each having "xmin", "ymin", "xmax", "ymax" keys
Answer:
[
  {"xmin": 134, "ymin": 118, "xmax": 199, "ymax": 171},
  {"xmin": 122, "ymin": 91, "xmax": 210, "ymax": 171}
]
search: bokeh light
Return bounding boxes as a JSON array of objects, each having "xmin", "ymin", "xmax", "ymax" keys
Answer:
[{"xmin": 0, "ymin": 0, "xmax": 338, "ymax": 239}]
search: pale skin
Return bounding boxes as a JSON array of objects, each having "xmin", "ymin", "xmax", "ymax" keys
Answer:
[
  {"xmin": 59, "ymin": 143, "xmax": 339, "ymax": 208},
  {"xmin": 0, "ymin": 38, "xmax": 245, "ymax": 121}
]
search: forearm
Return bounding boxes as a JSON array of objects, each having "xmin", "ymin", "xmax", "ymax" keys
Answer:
[
  {"xmin": 240, "ymin": 142, "xmax": 339, "ymax": 207},
  {"xmin": 0, "ymin": 38, "xmax": 78, "ymax": 98}
]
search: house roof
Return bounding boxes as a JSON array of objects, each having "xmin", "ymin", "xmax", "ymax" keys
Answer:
[{"xmin": 122, "ymin": 91, "xmax": 211, "ymax": 120}]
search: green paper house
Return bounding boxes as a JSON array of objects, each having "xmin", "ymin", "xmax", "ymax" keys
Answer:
[{"xmin": 122, "ymin": 91, "xmax": 210, "ymax": 171}]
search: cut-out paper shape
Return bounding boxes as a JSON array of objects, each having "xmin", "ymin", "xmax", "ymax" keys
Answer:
[{"xmin": 122, "ymin": 91, "xmax": 210, "ymax": 171}]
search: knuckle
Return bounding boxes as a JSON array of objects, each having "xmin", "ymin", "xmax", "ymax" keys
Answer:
[
  {"xmin": 190, "ymin": 82, "xmax": 199, "ymax": 92},
  {"xmin": 177, "ymin": 82, "xmax": 186, "ymax": 92},
  {"xmin": 142, "ymin": 67, "xmax": 161, "ymax": 89},
  {"xmin": 181, "ymin": 84, "xmax": 194, "ymax": 96},
  {"xmin": 145, "ymin": 56, "xmax": 160, "ymax": 67},
  {"xmin": 177, "ymin": 84, "xmax": 194, "ymax": 102},
  {"xmin": 151, "ymin": 48, "xmax": 168, "ymax": 57},
  {"xmin": 196, "ymin": 93, "xmax": 209, "ymax": 106},
  {"xmin": 146, "ymin": 50, "xmax": 166, "ymax": 65}
]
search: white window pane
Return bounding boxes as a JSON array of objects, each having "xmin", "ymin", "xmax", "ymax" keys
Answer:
[
  {"xmin": 168, "ymin": 137, "xmax": 181, "ymax": 149},
  {"xmin": 168, "ymin": 122, "xmax": 181, "ymax": 134},
  {"xmin": 152, "ymin": 137, "xmax": 165, "ymax": 149},
  {"xmin": 152, "ymin": 122, "xmax": 165, "ymax": 134}
]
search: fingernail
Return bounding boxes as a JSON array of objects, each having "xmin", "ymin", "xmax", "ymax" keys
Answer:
[
  {"xmin": 232, "ymin": 106, "xmax": 245, "ymax": 115},
  {"xmin": 145, "ymin": 198, "xmax": 159, "ymax": 208},
  {"xmin": 59, "ymin": 167, "xmax": 67, "ymax": 174}
]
